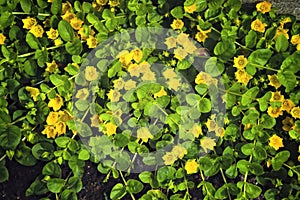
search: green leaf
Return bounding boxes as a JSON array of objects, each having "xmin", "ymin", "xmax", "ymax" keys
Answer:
[
  {"xmin": 26, "ymin": 32, "xmax": 40, "ymax": 49},
  {"xmin": 75, "ymin": 99, "xmax": 89, "ymax": 111},
  {"xmin": 260, "ymin": 114, "xmax": 276, "ymax": 129},
  {"xmin": 20, "ymin": 0, "xmax": 32, "ymax": 13},
  {"xmin": 110, "ymin": 183, "xmax": 127, "ymax": 200},
  {"xmin": 78, "ymin": 149, "xmax": 90, "ymax": 160},
  {"xmin": 237, "ymin": 159, "xmax": 249, "ymax": 174},
  {"xmin": 55, "ymin": 136, "xmax": 70, "ymax": 148},
  {"xmin": 49, "ymin": 74, "xmax": 64, "ymax": 86},
  {"xmin": 278, "ymin": 71, "xmax": 296, "ymax": 92},
  {"xmin": 258, "ymin": 92, "xmax": 271, "ymax": 112},
  {"xmin": 241, "ymin": 86, "xmax": 259, "ymax": 106},
  {"xmin": 253, "ymin": 146, "xmax": 267, "ymax": 161},
  {"xmin": 170, "ymin": 6, "xmax": 184, "ymax": 19},
  {"xmin": 0, "ymin": 165, "xmax": 8, "ymax": 183},
  {"xmin": 198, "ymin": 98, "xmax": 211, "ymax": 113},
  {"xmin": 139, "ymin": 171, "xmax": 152, "ymax": 183},
  {"xmin": 113, "ymin": 134, "xmax": 129, "ymax": 147},
  {"xmin": 204, "ymin": 57, "xmax": 224, "ymax": 77},
  {"xmin": 15, "ymin": 145, "xmax": 37, "ymax": 166},
  {"xmin": 248, "ymin": 49, "xmax": 273, "ymax": 66},
  {"xmin": 47, "ymin": 178, "xmax": 65, "ymax": 193},
  {"xmin": 275, "ymin": 34, "xmax": 289, "ymax": 52},
  {"xmin": 0, "ymin": 126, "xmax": 21, "ymax": 150},
  {"xmin": 241, "ymin": 143, "xmax": 254, "ymax": 156},
  {"xmin": 186, "ymin": 94, "xmax": 201, "ymax": 106},
  {"xmin": 208, "ymin": 0, "xmax": 223, "ymax": 9},
  {"xmin": 32, "ymin": 142, "xmax": 55, "ymax": 161},
  {"xmin": 249, "ymin": 163, "xmax": 264, "ymax": 175},
  {"xmin": 244, "ymin": 182, "xmax": 262, "ymax": 198},
  {"xmin": 195, "ymin": 84, "xmax": 208, "ymax": 95},
  {"xmin": 76, "ymin": 121, "xmax": 92, "ymax": 137},
  {"xmin": 177, "ymin": 59, "xmax": 191, "ymax": 70},
  {"xmin": 66, "ymin": 176, "xmax": 82, "ymax": 193},
  {"xmin": 61, "ymin": 189, "xmax": 77, "ymax": 200},
  {"xmin": 280, "ymin": 51, "xmax": 300, "ymax": 73},
  {"xmin": 245, "ymin": 30, "xmax": 257, "ymax": 48},
  {"xmin": 42, "ymin": 162, "xmax": 62, "ymax": 178},
  {"xmin": 65, "ymin": 38, "xmax": 83, "ymax": 55},
  {"xmin": 51, "ymin": 0, "xmax": 62, "ymax": 15},
  {"xmin": 127, "ymin": 179, "xmax": 144, "ymax": 194},
  {"xmin": 0, "ymin": 11, "xmax": 14, "ymax": 29},
  {"xmin": 24, "ymin": 59, "xmax": 37, "ymax": 76},
  {"xmin": 157, "ymin": 166, "xmax": 176, "ymax": 183},
  {"xmin": 58, "ymin": 20, "xmax": 74, "ymax": 42},
  {"xmin": 272, "ymin": 150, "xmax": 290, "ymax": 171}
]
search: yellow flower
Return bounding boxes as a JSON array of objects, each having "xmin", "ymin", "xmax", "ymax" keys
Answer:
[
  {"xmin": 113, "ymin": 78, "xmax": 125, "ymax": 90},
  {"xmin": 184, "ymin": 3, "xmax": 196, "ymax": 14},
  {"xmin": 234, "ymin": 55, "xmax": 248, "ymax": 69},
  {"xmin": 167, "ymin": 78, "xmax": 181, "ymax": 91},
  {"xmin": 195, "ymin": 31, "xmax": 209, "ymax": 43},
  {"xmin": 153, "ymin": 86, "xmax": 167, "ymax": 98},
  {"xmin": 0, "ymin": 33, "xmax": 6, "ymax": 45},
  {"xmin": 282, "ymin": 117, "xmax": 294, "ymax": 131},
  {"xmin": 104, "ymin": 122, "xmax": 117, "ymax": 136},
  {"xmin": 62, "ymin": 11, "xmax": 76, "ymax": 22},
  {"xmin": 281, "ymin": 99, "xmax": 295, "ymax": 112},
  {"xmin": 216, "ymin": 127, "xmax": 225, "ymax": 137},
  {"xmin": 141, "ymin": 71, "xmax": 156, "ymax": 81},
  {"xmin": 205, "ymin": 119, "xmax": 217, "ymax": 132},
  {"xmin": 58, "ymin": 110, "xmax": 73, "ymax": 122},
  {"xmin": 107, "ymin": 89, "xmax": 121, "ymax": 102},
  {"xmin": 280, "ymin": 17, "xmax": 291, "ymax": 25},
  {"xmin": 25, "ymin": 86, "xmax": 40, "ymax": 101},
  {"xmin": 54, "ymin": 38, "xmax": 63, "ymax": 46},
  {"xmin": 55, "ymin": 121, "xmax": 66, "ymax": 136},
  {"xmin": 171, "ymin": 19, "xmax": 184, "ymax": 30},
  {"xmin": 268, "ymin": 74, "xmax": 281, "ymax": 89},
  {"xmin": 96, "ymin": 0, "xmax": 108, "ymax": 6},
  {"xmin": 22, "ymin": 17, "xmax": 37, "ymax": 29},
  {"xmin": 162, "ymin": 152, "xmax": 177, "ymax": 165},
  {"xmin": 274, "ymin": 25, "xmax": 289, "ymax": 40},
  {"xmin": 29, "ymin": 25, "xmax": 44, "ymax": 38},
  {"xmin": 163, "ymin": 68, "xmax": 177, "ymax": 80},
  {"xmin": 291, "ymin": 34, "xmax": 300, "ymax": 45},
  {"xmin": 108, "ymin": 0, "xmax": 120, "ymax": 7},
  {"xmin": 266, "ymin": 159, "xmax": 271, "ymax": 168},
  {"xmin": 195, "ymin": 71, "xmax": 217, "ymax": 86},
  {"xmin": 270, "ymin": 91, "xmax": 284, "ymax": 103},
  {"xmin": 291, "ymin": 107, "xmax": 300, "ymax": 119},
  {"xmin": 235, "ymin": 69, "xmax": 252, "ymax": 85},
  {"xmin": 46, "ymin": 28, "xmax": 58, "ymax": 40},
  {"xmin": 42, "ymin": 125, "xmax": 57, "ymax": 139},
  {"xmin": 86, "ymin": 35, "xmax": 98, "ymax": 48},
  {"xmin": 251, "ymin": 19, "xmax": 267, "ymax": 33},
  {"xmin": 62, "ymin": 1, "xmax": 72, "ymax": 14},
  {"xmin": 189, "ymin": 124, "xmax": 202, "ymax": 138},
  {"xmin": 269, "ymin": 134, "xmax": 284, "ymax": 150},
  {"xmin": 85, "ymin": 66, "xmax": 99, "ymax": 81},
  {"xmin": 117, "ymin": 50, "xmax": 133, "ymax": 67},
  {"xmin": 256, "ymin": 1, "xmax": 272, "ymax": 14},
  {"xmin": 46, "ymin": 60, "xmax": 58, "ymax": 73},
  {"xmin": 297, "ymin": 44, "xmax": 300, "ymax": 51},
  {"xmin": 46, "ymin": 112, "xmax": 59, "ymax": 125},
  {"xmin": 200, "ymin": 137, "xmax": 216, "ymax": 153},
  {"xmin": 75, "ymin": 88, "xmax": 89, "ymax": 100},
  {"xmin": 124, "ymin": 80, "xmax": 137, "ymax": 91},
  {"xmin": 48, "ymin": 95, "xmax": 63, "ymax": 111},
  {"xmin": 137, "ymin": 127, "xmax": 153, "ymax": 142},
  {"xmin": 90, "ymin": 114, "xmax": 100, "ymax": 127},
  {"xmin": 171, "ymin": 145, "xmax": 187, "ymax": 159},
  {"xmin": 176, "ymin": 33, "xmax": 190, "ymax": 46},
  {"xmin": 174, "ymin": 47, "xmax": 188, "ymax": 61},
  {"xmin": 70, "ymin": 17, "xmax": 84, "ymax": 30},
  {"xmin": 267, "ymin": 106, "xmax": 283, "ymax": 118},
  {"xmin": 185, "ymin": 159, "xmax": 198, "ymax": 174},
  {"xmin": 164, "ymin": 36, "xmax": 177, "ymax": 49},
  {"xmin": 131, "ymin": 48, "xmax": 143, "ymax": 63}
]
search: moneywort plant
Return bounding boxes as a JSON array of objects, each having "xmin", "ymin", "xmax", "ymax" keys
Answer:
[{"xmin": 0, "ymin": 0, "xmax": 300, "ymax": 199}]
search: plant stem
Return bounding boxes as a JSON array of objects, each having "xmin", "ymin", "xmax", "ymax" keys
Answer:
[
  {"xmin": 12, "ymin": 12, "xmax": 51, "ymax": 16},
  {"xmin": 220, "ymin": 168, "xmax": 232, "ymax": 200},
  {"xmin": 119, "ymin": 170, "xmax": 136, "ymax": 200},
  {"xmin": 17, "ymin": 45, "xmax": 64, "ymax": 58}
]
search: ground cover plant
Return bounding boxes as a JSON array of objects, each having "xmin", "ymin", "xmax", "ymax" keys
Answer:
[{"xmin": 0, "ymin": 0, "xmax": 300, "ymax": 199}]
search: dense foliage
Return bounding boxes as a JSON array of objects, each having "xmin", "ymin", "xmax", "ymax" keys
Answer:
[{"xmin": 0, "ymin": 0, "xmax": 300, "ymax": 199}]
